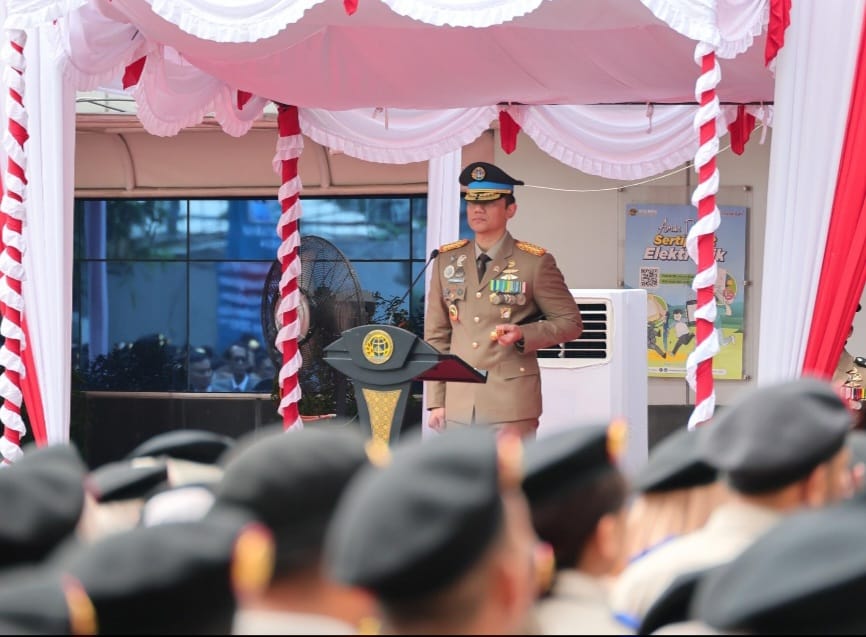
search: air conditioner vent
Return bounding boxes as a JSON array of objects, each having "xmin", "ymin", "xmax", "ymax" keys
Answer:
[{"xmin": 537, "ymin": 299, "xmax": 611, "ymax": 364}]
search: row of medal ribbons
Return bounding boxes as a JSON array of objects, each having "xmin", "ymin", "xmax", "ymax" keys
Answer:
[{"xmin": 489, "ymin": 279, "xmax": 525, "ymax": 294}]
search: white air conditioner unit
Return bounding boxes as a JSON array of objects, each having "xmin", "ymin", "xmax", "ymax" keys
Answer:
[{"xmin": 537, "ymin": 289, "xmax": 648, "ymax": 478}]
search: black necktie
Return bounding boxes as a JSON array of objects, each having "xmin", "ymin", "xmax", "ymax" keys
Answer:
[{"xmin": 477, "ymin": 253, "xmax": 491, "ymax": 281}]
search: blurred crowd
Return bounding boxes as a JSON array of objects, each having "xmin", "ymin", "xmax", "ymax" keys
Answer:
[{"xmin": 1, "ymin": 375, "xmax": 865, "ymax": 634}]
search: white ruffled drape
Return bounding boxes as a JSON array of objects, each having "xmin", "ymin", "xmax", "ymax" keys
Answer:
[
  {"xmin": 300, "ymin": 107, "xmax": 498, "ymax": 165},
  {"xmin": 640, "ymin": 0, "xmax": 768, "ymax": 59},
  {"xmin": 756, "ymin": 0, "xmax": 865, "ymax": 385}
]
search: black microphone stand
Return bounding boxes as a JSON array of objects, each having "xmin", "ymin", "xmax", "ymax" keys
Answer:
[{"xmin": 397, "ymin": 248, "xmax": 440, "ymax": 307}]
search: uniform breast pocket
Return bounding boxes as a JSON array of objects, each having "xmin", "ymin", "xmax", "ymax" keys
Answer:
[{"xmin": 498, "ymin": 358, "xmax": 539, "ymax": 380}]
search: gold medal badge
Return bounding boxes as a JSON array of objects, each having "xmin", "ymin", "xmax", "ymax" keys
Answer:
[{"xmin": 448, "ymin": 304, "xmax": 459, "ymax": 322}]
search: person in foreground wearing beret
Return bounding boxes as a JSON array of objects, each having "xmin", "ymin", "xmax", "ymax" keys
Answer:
[
  {"xmin": 690, "ymin": 491, "xmax": 866, "ymax": 634},
  {"xmin": 619, "ymin": 425, "xmax": 726, "ymax": 569},
  {"xmin": 212, "ymin": 426, "xmax": 380, "ymax": 635},
  {"xmin": 611, "ymin": 376, "xmax": 854, "ymax": 629},
  {"xmin": 325, "ymin": 428, "xmax": 544, "ymax": 635},
  {"xmin": 424, "ymin": 161, "xmax": 583, "ymax": 439},
  {"xmin": 522, "ymin": 422, "xmax": 633, "ymax": 635},
  {"xmin": 0, "ymin": 507, "xmax": 274, "ymax": 635},
  {"xmin": 0, "ymin": 443, "xmax": 87, "ymax": 574}
]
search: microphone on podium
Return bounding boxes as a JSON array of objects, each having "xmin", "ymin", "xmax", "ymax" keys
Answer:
[{"xmin": 398, "ymin": 248, "xmax": 440, "ymax": 306}]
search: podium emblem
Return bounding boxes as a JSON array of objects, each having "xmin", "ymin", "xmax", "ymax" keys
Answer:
[{"xmin": 362, "ymin": 329, "xmax": 394, "ymax": 365}]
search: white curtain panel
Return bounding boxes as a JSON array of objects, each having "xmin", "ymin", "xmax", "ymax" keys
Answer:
[
  {"xmin": 20, "ymin": 25, "xmax": 76, "ymax": 444},
  {"xmin": 422, "ymin": 149, "xmax": 461, "ymax": 434},
  {"xmin": 756, "ymin": 0, "xmax": 865, "ymax": 385}
]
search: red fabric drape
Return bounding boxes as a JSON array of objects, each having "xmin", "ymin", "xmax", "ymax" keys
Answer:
[
  {"xmin": 802, "ymin": 9, "xmax": 866, "ymax": 378},
  {"xmin": 727, "ymin": 104, "xmax": 756, "ymax": 155},
  {"xmin": 765, "ymin": 0, "xmax": 792, "ymax": 67},
  {"xmin": 498, "ymin": 110, "xmax": 521, "ymax": 155},
  {"xmin": 237, "ymin": 90, "xmax": 252, "ymax": 110},
  {"xmin": 122, "ymin": 56, "xmax": 146, "ymax": 89}
]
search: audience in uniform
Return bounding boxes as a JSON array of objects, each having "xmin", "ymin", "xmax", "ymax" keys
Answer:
[
  {"xmin": 522, "ymin": 423, "xmax": 632, "ymax": 634},
  {"xmin": 620, "ymin": 425, "xmax": 726, "ymax": 571},
  {"xmin": 611, "ymin": 376, "xmax": 854, "ymax": 629},
  {"xmin": 3, "ymin": 373, "xmax": 866, "ymax": 634}
]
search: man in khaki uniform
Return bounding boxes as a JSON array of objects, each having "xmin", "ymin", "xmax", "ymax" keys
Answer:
[
  {"xmin": 425, "ymin": 161, "xmax": 583, "ymax": 438},
  {"xmin": 611, "ymin": 377, "xmax": 854, "ymax": 630}
]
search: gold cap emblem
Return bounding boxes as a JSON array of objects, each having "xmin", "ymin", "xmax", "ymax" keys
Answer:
[{"xmin": 471, "ymin": 165, "xmax": 486, "ymax": 181}]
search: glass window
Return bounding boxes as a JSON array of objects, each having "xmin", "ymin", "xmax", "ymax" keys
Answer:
[
  {"xmin": 76, "ymin": 199, "xmax": 188, "ymax": 260},
  {"xmin": 78, "ymin": 262, "xmax": 187, "ymax": 391},
  {"xmin": 73, "ymin": 195, "xmax": 428, "ymax": 394}
]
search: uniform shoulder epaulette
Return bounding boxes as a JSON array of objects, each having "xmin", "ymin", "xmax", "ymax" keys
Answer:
[
  {"xmin": 515, "ymin": 240, "xmax": 546, "ymax": 256},
  {"xmin": 439, "ymin": 239, "xmax": 470, "ymax": 253}
]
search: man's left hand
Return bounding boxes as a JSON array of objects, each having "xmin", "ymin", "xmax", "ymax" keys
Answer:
[{"xmin": 492, "ymin": 323, "xmax": 523, "ymax": 346}]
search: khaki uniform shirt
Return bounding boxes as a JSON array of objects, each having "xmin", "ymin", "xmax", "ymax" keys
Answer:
[
  {"xmin": 424, "ymin": 232, "xmax": 582, "ymax": 425},
  {"xmin": 233, "ymin": 609, "xmax": 356, "ymax": 635},
  {"xmin": 533, "ymin": 570, "xmax": 630, "ymax": 635},
  {"xmin": 833, "ymin": 348, "xmax": 857, "ymax": 386},
  {"xmin": 610, "ymin": 501, "xmax": 782, "ymax": 628}
]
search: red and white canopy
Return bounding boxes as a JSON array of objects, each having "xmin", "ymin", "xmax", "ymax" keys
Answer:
[{"xmin": 0, "ymin": 0, "xmax": 864, "ymax": 456}]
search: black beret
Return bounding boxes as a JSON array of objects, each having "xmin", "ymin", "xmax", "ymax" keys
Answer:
[
  {"xmin": 61, "ymin": 508, "xmax": 274, "ymax": 635},
  {"xmin": 325, "ymin": 428, "xmax": 521, "ymax": 600},
  {"xmin": 213, "ymin": 427, "xmax": 372, "ymax": 568},
  {"xmin": 632, "ymin": 427, "xmax": 718, "ymax": 493},
  {"xmin": 84, "ymin": 461, "xmax": 169, "ymax": 503},
  {"xmin": 126, "ymin": 429, "xmax": 234, "ymax": 464},
  {"xmin": 0, "ymin": 444, "xmax": 86, "ymax": 568},
  {"xmin": 693, "ymin": 495, "xmax": 866, "ymax": 634},
  {"xmin": 0, "ymin": 568, "xmax": 78, "ymax": 635},
  {"xmin": 698, "ymin": 377, "xmax": 852, "ymax": 493},
  {"xmin": 459, "ymin": 162, "xmax": 524, "ymax": 202},
  {"xmin": 522, "ymin": 424, "xmax": 619, "ymax": 505}
]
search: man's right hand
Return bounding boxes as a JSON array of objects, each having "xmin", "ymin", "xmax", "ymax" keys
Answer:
[{"xmin": 428, "ymin": 407, "xmax": 446, "ymax": 431}]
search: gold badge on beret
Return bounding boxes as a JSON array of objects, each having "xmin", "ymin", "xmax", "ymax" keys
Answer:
[
  {"xmin": 471, "ymin": 165, "xmax": 486, "ymax": 181},
  {"xmin": 231, "ymin": 523, "xmax": 276, "ymax": 600},
  {"xmin": 497, "ymin": 433, "xmax": 524, "ymax": 489},
  {"xmin": 606, "ymin": 419, "xmax": 629, "ymax": 462},
  {"xmin": 63, "ymin": 576, "xmax": 98, "ymax": 636}
]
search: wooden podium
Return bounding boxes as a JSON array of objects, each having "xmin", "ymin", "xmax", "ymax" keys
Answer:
[{"xmin": 323, "ymin": 324, "xmax": 486, "ymax": 444}]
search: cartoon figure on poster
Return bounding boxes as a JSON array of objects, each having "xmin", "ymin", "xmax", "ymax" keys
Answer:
[
  {"xmin": 646, "ymin": 294, "xmax": 668, "ymax": 359},
  {"xmin": 714, "ymin": 267, "xmax": 738, "ymax": 347}
]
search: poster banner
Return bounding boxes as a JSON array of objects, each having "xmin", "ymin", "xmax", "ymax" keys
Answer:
[{"xmin": 624, "ymin": 203, "xmax": 747, "ymax": 379}]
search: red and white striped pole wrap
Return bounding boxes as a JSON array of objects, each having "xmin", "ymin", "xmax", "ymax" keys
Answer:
[
  {"xmin": 273, "ymin": 104, "xmax": 304, "ymax": 431},
  {"xmin": 685, "ymin": 42, "xmax": 721, "ymax": 430},
  {"xmin": 0, "ymin": 31, "xmax": 28, "ymax": 463}
]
